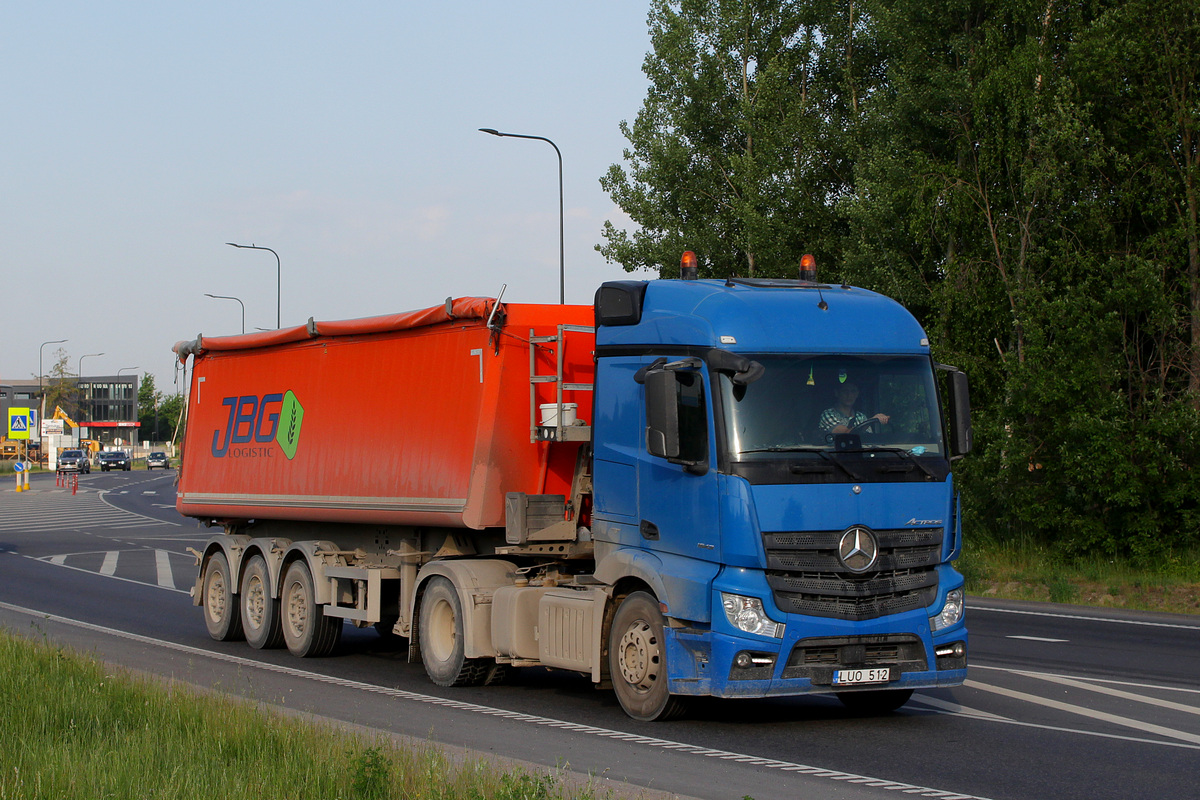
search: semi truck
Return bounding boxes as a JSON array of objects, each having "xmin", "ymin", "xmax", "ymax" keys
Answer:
[{"xmin": 176, "ymin": 262, "xmax": 972, "ymax": 721}]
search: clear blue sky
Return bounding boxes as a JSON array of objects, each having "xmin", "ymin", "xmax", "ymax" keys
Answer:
[{"xmin": 2, "ymin": 1, "xmax": 654, "ymax": 392}]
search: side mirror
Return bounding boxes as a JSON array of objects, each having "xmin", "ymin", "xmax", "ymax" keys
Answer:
[
  {"xmin": 950, "ymin": 371, "xmax": 972, "ymax": 458},
  {"xmin": 645, "ymin": 369, "xmax": 680, "ymax": 459}
]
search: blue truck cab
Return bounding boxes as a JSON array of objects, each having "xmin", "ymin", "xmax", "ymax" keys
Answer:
[{"xmin": 591, "ymin": 274, "xmax": 971, "ymax": 720}]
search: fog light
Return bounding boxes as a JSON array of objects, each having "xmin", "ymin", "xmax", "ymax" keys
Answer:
[
  {"xmin": 735, "ymin": 652, "xmax": 753, "ymax": 668},
  {"xmin": 930, "ymin": 588, "xmax": 964, "ymax": 632},
  {"xmin": 721, "ymin": 593, "xmax": 785, "ymax": 638}
]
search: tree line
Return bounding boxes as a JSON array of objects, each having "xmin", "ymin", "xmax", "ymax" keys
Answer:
[{"xmin": 600, "ymin": 0, "xmax": 1200, "ymax": 558}]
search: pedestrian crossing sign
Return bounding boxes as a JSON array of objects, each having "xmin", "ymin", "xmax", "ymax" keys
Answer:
[{"xmin": 8, "ymin": 407, "xmax": 30, "ymax": 439}]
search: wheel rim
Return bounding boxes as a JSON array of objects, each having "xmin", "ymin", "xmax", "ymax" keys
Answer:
[
  {"xmin": 206, "ymin": 570, "xmax": 227, "ymax": 623},
  {"xmin": 617, "ymin": 619, "xmax": 659, "ymax": 692},
  {"xmin": 286, "ymin": 578, "xmax": 308, "ymax": 639},
  {"xmin": 245, "ymin": 574, "xmax": 265, "ymax": 630},
  {"xmin": 427, "ymin": 598, "xmax": 457, "ymax": 663}
]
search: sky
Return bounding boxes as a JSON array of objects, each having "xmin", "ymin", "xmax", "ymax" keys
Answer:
[{"xmin": 2, "ymin": 1, "xmax": 656, "ymax": 393}]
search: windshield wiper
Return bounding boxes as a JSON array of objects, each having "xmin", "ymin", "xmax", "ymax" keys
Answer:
[
  {"xmin": 739, "ymin": 445, "xmax": 826, "ymax": 454},
  {"xmin": 861, "ymin": 447, "xmax": 939, "ymax": 480}
]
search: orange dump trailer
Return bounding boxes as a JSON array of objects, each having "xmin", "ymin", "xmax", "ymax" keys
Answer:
[{"xmin": 174, "ymin": 298, "xmax": 595, "ymax": 530}]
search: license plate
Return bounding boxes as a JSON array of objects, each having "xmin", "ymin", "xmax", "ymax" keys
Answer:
[{"xmin": 833, "ymin": 667, "xmax": 890, "ymax": 685}]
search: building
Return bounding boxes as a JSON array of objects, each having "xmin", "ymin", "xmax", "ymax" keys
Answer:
[{"xmin": 1, "ymin": 374, "xmax": 140, "ymax": 451}]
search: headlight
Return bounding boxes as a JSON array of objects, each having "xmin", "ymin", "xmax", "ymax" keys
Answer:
[
  {"xmin": 930, "ymin": 588, "xmax": 965, "ymax": 632},
  {"xmin": 721, "ymin": 593, "xmax": 785, "ymax": 638}
]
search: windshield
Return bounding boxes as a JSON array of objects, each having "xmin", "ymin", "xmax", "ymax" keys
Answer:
[{"xmin": 719, "ymin": 354, "xmax": 945, "ymax": 461}]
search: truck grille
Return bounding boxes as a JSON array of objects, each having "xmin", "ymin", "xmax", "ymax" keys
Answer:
[{"xmin": 763, "ymin": 528, "xmax": 941, "ymax": 621}]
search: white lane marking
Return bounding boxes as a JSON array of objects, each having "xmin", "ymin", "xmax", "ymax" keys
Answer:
[
  {"xmin": 908, "ymin": 693, "xmax": 1011, "ymax": 721},
  {"xmin": 0, "ymin": 600, "xmax": 994, "ymax": 800},
  {"xmin": 972, "ymin": 663, "xmax": 1200, "ymax": 696},
  {"xmin": 100, "ymin": 551, "xmax": 119, "ymax": 576},
  {"xmin": 971, "ymin": 605, "xmax": 1200, "ymax": 631},
  {"xmin": 1006, "ymin": 635, "xmax": 1069, "ymax": 643},
  {"xmin": 964, "ymin": 679, "xmax": 1200, "ymax": 746},
  {"xmin": 1020, "ymin": 673, "xmax": 1200, "ymax": 718},
  {"xmin": 156, "ymin": 549, "xmax": 175, "ymax": 589},
  {"xmin": 143, "ymin": 491, "xmax": 157, "ymax": 495}
]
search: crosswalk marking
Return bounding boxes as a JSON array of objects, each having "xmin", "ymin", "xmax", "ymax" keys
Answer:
[
  {"xmin": 155, "ymin": 549, "xmax": 175, "ymax": 589},
  {"xmin": 34, "ymin": 548, "xmax": 189, "ymax": 590},
  {"xmin": 0, "ymin": 486, "xmax": 178, "ymax": 532}
]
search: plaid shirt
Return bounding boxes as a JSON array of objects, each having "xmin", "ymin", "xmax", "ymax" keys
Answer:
[{"xmin": 819, "ymin": 407, "xmax": 868, "ymax": 432}]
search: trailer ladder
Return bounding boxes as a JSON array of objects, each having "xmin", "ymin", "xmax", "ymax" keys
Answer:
[{"xmin": 528, "ymin": 323, "xmax": 594, "ymax": 443}]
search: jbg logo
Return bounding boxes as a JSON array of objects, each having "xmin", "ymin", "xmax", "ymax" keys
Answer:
[{"xmin": 211, "ymin": 390, "xmax": 304, "ymax": 460}]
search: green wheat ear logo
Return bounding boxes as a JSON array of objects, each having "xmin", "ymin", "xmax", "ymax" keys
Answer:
[{"xmin": 276, "ymin": 390, "xmax": 304, "ymax": 460}]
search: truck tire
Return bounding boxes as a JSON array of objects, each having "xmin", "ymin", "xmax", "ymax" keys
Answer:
[
  {"xmin": 280, "ymin": 560, "xmax": 342, "ymax": 657},
  {"xmin": 836, "ymin": 688, "xmax": 913, "ymax": 714},
  {"xmin": 609, "ymin": 592, "xmax": 688, "ymax": 722},
  {"xmin": 418, "ymin": 577, "xmax": 490, "ymax": 687},
  {"xmin": 201, "ymin": 551, "xmax": 244, "ymax": 642},
  {"xmin": 240, "ymin": 555, "xmax": 284, "ymax": 650}
]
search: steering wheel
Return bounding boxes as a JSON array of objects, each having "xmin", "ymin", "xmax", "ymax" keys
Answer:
[{"xmin": 849, "ymin": 418, "xmax": 880, "ymax": 434}]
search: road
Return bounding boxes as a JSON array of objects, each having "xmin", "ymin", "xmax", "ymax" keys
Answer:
[{"xmin": 1, "ymin": 470, "xmax": 1197, "ymax": 800}]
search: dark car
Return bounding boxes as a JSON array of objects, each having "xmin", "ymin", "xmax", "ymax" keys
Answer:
[
  {"xmin": 98, "ymin": 451, "xmax": 132, "ymax": 471},
  {"xmin": 146, "ymin": 451, "xmax": 170, "ymax": 469},
  {"xmin": 58, "ymin": 449, "xmax": 91, "ymax": 473}
]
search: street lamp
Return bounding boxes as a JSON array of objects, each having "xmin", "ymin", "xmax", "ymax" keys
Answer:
[
  {"xmin": 39, "ymin": 337, "xmax": 68, "ymax": 407},
  {"xmin": 77, "ymin": 353, "xmax": 103, "ymax": 440},
  {"xmin": 479, "ymin": 128, "xmax": 565, "ymax": 304},
  {"xmin": 225, "ymin": 243, "xmax": 280, "ymax": 328},
  {"xmin": 204, "ymin": 293, "xmax": 246, "ymax": 334},
  {"xmin": 118, "ymin": 366, "xmax": 138, "ymax": 401},
  {"xmin": 37, "ymin": 338, "xmax": 67, "ymax": 465}
]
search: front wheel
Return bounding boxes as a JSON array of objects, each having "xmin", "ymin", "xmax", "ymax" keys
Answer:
[
  {"xmin": 201, "ymin": 551, "xmax": 243, "ymax": 642},
  {"xmin": 836, "ymin": 688, "xmax": 913, "ymax": 714},
  {"xmin": 280, "ymin": 561, "xmax": 342, "ymax": 657},
  {"xmin": 418, "ymin": 577, "xmax": 489, "ymax": 686},
  {"xmin": 608, "ymin": 592, "xmax": 688, "ymax": 721}
]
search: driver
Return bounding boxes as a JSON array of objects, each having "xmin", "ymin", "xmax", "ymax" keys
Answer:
[{"xmin": 819, "ymin": 382, "xmax": 890, "ymax": 434}]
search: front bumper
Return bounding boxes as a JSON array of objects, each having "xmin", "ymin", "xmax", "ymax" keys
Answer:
[{"xmin": 664, "ymin": 582, "xmax": 967, "ymax": 699}]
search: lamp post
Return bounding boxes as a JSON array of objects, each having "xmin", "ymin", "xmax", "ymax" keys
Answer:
[
  {"xmin": 225, "ymin": 243, "xmax": 280, "ymax": 328},
  {"xmin": 479, "ymin": 128, "xmax": 565, "ymax": 304},
  {"xmin": 117, "ymin": 367, "xmax": 138, "ymax": 451},
  {"xmin": 77, "ymin": 353, "xmax": 103, "ymax": 446},
  {"xmin": 204, "ymin": 293, "xmax": 246, "ymax": 334},
  {"xmin": 117, "ymin": 366, "xmax": 138, "ymax": 403},
  {"xmin": 38, "ymin": 338, "xmax": 67, "ymax": 465}
]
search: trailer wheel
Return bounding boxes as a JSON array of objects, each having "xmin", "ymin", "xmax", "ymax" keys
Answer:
[
  {"xmin": 241, "ymin": 555, "xmax": 284, "ymax": 649},
  {"xmin": 836, "ymin": 688, "xmax": 913, "ymax": 714},
  {"xmin": 201, "ymin": 551, "xmax": 243, "ymax": 642},
  {"xmin": 281, "ymin": 561, "xmax": 342, "ymax": 657},
  {"xmin": 609, "ymin": 592, "xmax": 688, "ymax": 722},
  {"xmin": 418, "ymin": 577, "xmax": 489, "ymax": 686}
]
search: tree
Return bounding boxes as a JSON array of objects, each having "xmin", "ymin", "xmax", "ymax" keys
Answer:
[
  {"xmin": 602, "ymin": 0, "xmax": 1200, "ymax": 556},
  {"xmin": 41, "ymin": 348, "xmax": 81, "ymax": 421},
  {"xmin": 598, "ymin": 0, "xmax": 871, "ymax": 278},
  {"xmin": 137, "ymin": 373, "xmax": 185, "ymax": 444}
]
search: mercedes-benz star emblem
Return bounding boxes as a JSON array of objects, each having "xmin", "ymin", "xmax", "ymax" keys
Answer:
[{"xmin": 838, "ymin": 526, "xmax": 879, "ymax": 573}]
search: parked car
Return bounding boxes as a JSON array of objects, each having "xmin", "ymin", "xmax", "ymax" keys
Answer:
[
  {"xmin": 98, "ymin": 451, "xmax": 132, "ymax": 471},
  {"xmin": 146, "ymin": 452, "xmax": 171, "ymax": 469},
  {"xmin": 58, "ymin": 449, "xmax": 91, "ymax": 473}
]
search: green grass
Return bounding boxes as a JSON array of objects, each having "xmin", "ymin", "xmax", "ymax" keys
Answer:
[
  {"xmin": 958, "ymin": 533, "xmax": 1200, "ymax": 614},
  {"xmin": 0, "ymin": 629, "xmax": 617, "ymax": 800}
]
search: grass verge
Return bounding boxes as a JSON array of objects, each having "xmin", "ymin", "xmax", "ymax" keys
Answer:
[
  {"xmin": 959, "ymin": 534, "xmax": 1200, "ymax": 614},
  {"xmin": 0, "ymin": 629, "xmax": 617, "ymax": 800}
]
